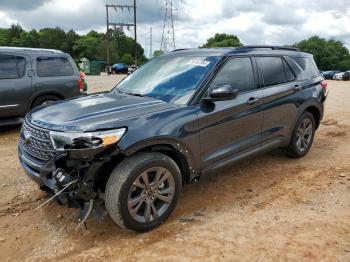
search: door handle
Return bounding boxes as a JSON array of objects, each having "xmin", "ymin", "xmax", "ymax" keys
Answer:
[
  {"xmin": 247, "ymin": 97, "xmax": 259, "ymax": 105},
  {"xmin": 294, "ymin": 85, "xmax": 303, "ymax": 92}
]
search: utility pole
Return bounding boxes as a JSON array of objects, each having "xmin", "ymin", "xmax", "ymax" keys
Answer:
[
  {"xmin": 133, "ymin": 0, "xmax": 137, "ymax": 66},
  {"xmin": 160, "ymin": 0, "xmax": 176, "ymax": 53},
  {"xmin": 106, "ymin": 1, "xmax": 137, "ymax": 74},
  {"xmin": 149, "ymin": 26, "xmax": 153, "ymax": 58},
  {"xmin": 106, "ymin": 5, "xmax": 110, "ymax": 74}
]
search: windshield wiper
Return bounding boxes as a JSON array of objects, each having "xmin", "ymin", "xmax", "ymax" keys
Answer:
[{"xmin": 118, "ymin": 90, "xmax": 148, "ymax": 97}]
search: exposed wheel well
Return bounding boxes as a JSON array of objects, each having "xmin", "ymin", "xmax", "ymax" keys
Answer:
[
  {"xmin": 305, "ymin": 106, "xmax": 321, "ymax": 129},
  {"xmin": 136, "ymin": 145, "xmax": 191, "ymax": 184}
]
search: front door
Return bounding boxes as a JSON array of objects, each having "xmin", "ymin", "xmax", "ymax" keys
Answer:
[{"xmin": 198, "ymin": 57, "xmax": 264, "ymax": 169}]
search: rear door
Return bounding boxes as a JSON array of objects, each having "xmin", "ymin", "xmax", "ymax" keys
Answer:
[
  {"xmin": 0, "ymin": 53, "xmax": 33, "ymax": 118},
  {"xmin": 198, "ymin": 56, "xmax": 264, "ymax": 169},
  {"xmin": 256, "ymin": 56, "xmax": 300, "ymax": 142},
  {"xmin": 33, "ymin": 55, "xmax": 80, "ymax": 99}
]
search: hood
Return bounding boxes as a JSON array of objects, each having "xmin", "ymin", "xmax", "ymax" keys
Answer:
[{"xmin": 28, "ymin": 92, "xmax": 178, "ymax": 132}]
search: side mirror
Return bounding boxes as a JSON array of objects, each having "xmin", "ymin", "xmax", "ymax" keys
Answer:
[{"xmin": 203, "ymin": 84, "xmax": 238, "ymax": 101}]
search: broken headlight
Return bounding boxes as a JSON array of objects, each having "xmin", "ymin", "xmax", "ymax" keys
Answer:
[{"xmin": 49, "ymin": 128, "xmax": 126, "ymax": 151}]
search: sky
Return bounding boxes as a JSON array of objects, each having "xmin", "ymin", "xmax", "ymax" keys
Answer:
[{"xmin": 0, "ymin": 0, "xmax": 349, "ymax": 56}]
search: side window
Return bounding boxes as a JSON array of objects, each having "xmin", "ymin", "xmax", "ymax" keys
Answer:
[
  {"xmin": 256, "ymin": 57, "xmax": 287, "ymax": 87},
  {"xmin": 0, "ymin": 54, "xmax": 18, "ymax": 79},
  {"xmin": 37, "ymin": 56, "xmax": 74, "ymax": 77},
  {"xmin": 16, "ymin": 56, "xmax": 26, "ymax": 78},
  {"xmin": 293, "ymin": 57, "xmax": 319, "ymax": 78},
  {"xmin": 282, "ymin": 59, "xmax": 295, "ymax": 82},
  {"xmin": 211, "ymin": 57, "xmax": 255, "ymax": 93}
]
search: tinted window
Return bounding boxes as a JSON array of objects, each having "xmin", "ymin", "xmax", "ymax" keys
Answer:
[
  {"xmin": 0, "ymin": 54, "xmax": 18, "ymax": 79},
  {"xmin": 293, "ymin": 57, "xmax": 319, "ymax": 78},
  {"xmin": 256, "ymin": 57, "xmax": 287, "ymax": 87},
  {"xmin": 16, "ymin": 56, "xmax": 26, "ymax": 78},
  {"xmin": 37, "ymin": 56, "xmax": 74, "ymax": 77},
  {"xmin": 211, "ymin": 57, "xmax": 255, "ymax": 92},
  {"xmin": 283, "ymin": 59, "xmax": 295, "ymax": 82}
]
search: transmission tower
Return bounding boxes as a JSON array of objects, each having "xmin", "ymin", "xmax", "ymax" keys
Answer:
[
  {"xmin": 160, "ymin": 0, "xmax": 176, "ymax": 52},
  {"xmin": 106, "ymin": 0, "xmax": 137, "ymax": 73}
]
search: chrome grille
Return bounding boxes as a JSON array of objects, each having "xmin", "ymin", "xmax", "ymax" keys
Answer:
[{"xmin": 20, "ymin": 120, "xmax": 57, "ymax": 161}]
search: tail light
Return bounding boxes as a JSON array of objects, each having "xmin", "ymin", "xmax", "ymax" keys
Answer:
[
  {"xmin": 78, "ymin": 72, "xmax": 85, "ymax": 92},
  {"xmin": 320, "ymin": 80, "xmax": 328, "ymax": 95}
]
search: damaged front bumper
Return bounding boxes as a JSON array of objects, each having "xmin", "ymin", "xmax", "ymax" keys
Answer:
[{"xmin": 18, "ymin": 141, "xmax": 120, "ymax": 222}]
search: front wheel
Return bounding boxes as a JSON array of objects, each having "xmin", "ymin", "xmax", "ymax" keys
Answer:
[
  {"xmin": 105, "ymin": 152, "xmax": 182, "ymax": 232},
  {"xmin": 284, "ymin": 111, "xmax": 316, "ymax": 158}
]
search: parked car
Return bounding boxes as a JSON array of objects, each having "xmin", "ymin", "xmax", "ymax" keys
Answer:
[
  {"xmin": 0, "ymin": 47, "xmax": 86, "ymax": 126},
  {"xmin": 111, "ymin": 63, "xmax": 129, "ymax": 74},
  {"xmin": 342, "ymin": 71, "xmax": 350, "ymax": 81},
  {"xmin": 323, "ymin": 70, "xmax": 341, "ymax": 79},
  {"xmin": 127, "ymin": 65, "xmax": 137, "ymax": 75},
  {"xmin": 333, "ymin": 72, "xmax": 345, "ymax": 80},
  {"xmin": 18, "ymin": 46, "xmax": 327, "ymax": 232}
]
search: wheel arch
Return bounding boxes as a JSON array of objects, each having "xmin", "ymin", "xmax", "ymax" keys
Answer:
[
  {"xmin": 305, "ymin": 105, "xmax": 321, "ymax": 129},
  {"xmin": 123, "ymin": 139, "xmax": 199, "ymax": 183},
  {"xmin": 30, "ymin": 92, "xmax": 64, "ymax": 109}
]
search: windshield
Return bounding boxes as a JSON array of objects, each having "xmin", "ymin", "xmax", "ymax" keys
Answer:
[{"xmin": 113, "ymin": 55, "xmax": 220, "ymax": 104}]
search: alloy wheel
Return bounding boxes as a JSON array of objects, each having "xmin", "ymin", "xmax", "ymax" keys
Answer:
[
  {"xmin": 296, "ymin": 118, "xmax": 313, "ymax": 152},
  {"xmin": 127, "ymin": 167, "xmax": 175, "ymax": 223}
]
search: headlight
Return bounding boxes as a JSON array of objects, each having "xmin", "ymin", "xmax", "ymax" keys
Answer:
[{"xmin": 49, "ymin": 128, "xmax": 126, "ymax": 151}]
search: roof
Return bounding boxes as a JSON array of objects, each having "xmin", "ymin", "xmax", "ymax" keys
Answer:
[
  {"xmin": 0, "ymin": 47, "xmax": 64, "ymax": 54},
  {"xmin": 169, "ymin": 45, "xmax": 311, "ymax": 57}
]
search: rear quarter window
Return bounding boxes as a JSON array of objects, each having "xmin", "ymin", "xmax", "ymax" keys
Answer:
[
  {"xmin": 293, "ymin": 57, "xmax": 319, "ymax": 78},
  {"xmin": 256, "ymin": 56, "xmax": 287, "ymax": 87},
  {"xmin": 37, "ymin": 56, "xmax": 74, "ymax": 77},
  {"xmin": 0, "ymin": 54, "xmax": 18, "ymax": 79},
  {"xmin": 16, "ymin": 56, "xmax": 26, "ymax": 77}
]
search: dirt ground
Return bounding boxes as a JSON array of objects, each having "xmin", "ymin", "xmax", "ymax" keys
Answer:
[{"xmin": 0, "ymin": 78, "xmax": 349, "ymax": 262}]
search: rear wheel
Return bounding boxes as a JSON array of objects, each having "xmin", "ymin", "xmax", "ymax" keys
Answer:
[
  {"xmin": 284, "ymin": 112, "xmax": 316, "ymax": 158},
  {"xmin": 105, "ymin": 152, "xmax": 182, "ymax": 232},
  {"xmin": 32, "ymin": 95, "xmax": 60, "ymax": 108}
]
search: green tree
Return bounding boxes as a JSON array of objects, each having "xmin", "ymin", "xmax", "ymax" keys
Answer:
[
  {"xmin": 0, "ymin": 24, "xmax": 147, "ymax": 66},
  {"xmin": 201, "ymin": 33, "xmax": 242, "ymax": 48},
  {"xmin": 66, "ymin": 29, "xmax": 80, "ymax": 57},
  {"xmin": 37, "ymin": 27, "xmax": 69, "ymax": 52},
  {"xmin": 294, "ymin": 36, "xmax": 350, "ymax": 70},
  {"xmin": 120, "ymin": 53, "xmax": 134, "ymax": 65},
  {"xmin": 153, "ymin": 50, "xmax": 164, "ymax": 57},
  {"xmin": 7, "ymin": 24, "xmax": 24, "ymax": 44},
  {"xmin": 0, "ymin": 28, "xmax": 9, "ymax": 46}
]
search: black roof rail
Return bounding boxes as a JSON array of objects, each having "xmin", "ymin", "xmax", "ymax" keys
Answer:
[
  {"xmin": 236, "ymin": 45, "xmax": 300, "ymax": 51},
  {"xmin": 171, "ymin": 48, "xmax": 190, "ymax": 52}
]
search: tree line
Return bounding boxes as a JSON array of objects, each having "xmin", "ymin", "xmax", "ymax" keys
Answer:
[
  {"xmin": 200, "ymin": 33, "xmax": 350, "ymax": 71},
  {"xmin": 0, "ymin": 24, "xmax": 147, "ymax": 65},
  {"xmin": 1, "ymin": 24, "xmax": 349, "ymax": 71}
]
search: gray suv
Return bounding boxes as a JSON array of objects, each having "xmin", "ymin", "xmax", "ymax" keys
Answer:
[{"xmin": 0, "ymin": 47, "xmax": 86, "ymax": 126}]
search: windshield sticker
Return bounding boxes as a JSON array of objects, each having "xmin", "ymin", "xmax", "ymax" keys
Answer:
[{"xmin": 187, "ymin": 59, "xmax": 210, "ymax": 67}]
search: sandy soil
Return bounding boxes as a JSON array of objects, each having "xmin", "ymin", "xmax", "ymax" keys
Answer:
[{"xmin": 0, "ymin": 79, "xmax": 349, "ymax": 262}]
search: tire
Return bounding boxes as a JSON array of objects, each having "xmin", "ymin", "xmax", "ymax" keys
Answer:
[
  {"xmin": 284, "ymin": 112, "xmax": 316, "ymax": 158},
  {"xmin": 105, "ymin": 152, "xmax": 182, "ymax": 232},
  {"xmin": 32, "ymin": 95, "xmax": 60, "ymax": 108}
]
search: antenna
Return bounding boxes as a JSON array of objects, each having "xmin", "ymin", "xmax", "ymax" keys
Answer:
[{"xmin": 160, "ymin": 0, "xmax": 176, "ymax": 53}]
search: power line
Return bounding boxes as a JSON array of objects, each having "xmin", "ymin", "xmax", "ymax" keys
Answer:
[
  {"xmin": 106, "ymin": 1, "xmax": 137, "ymax": 74},
  {"xmin": 160, "ymin": 0, "xmax": 176, "ymax": 53}
]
